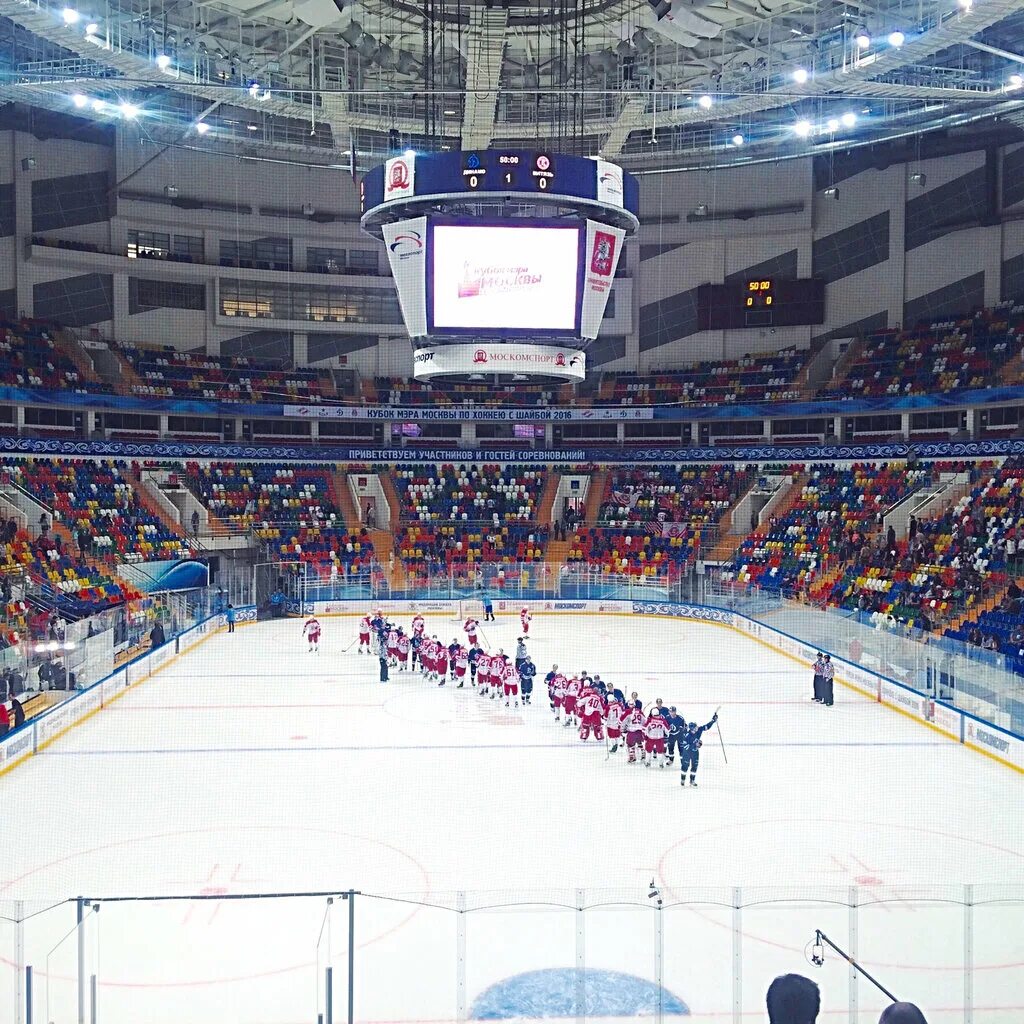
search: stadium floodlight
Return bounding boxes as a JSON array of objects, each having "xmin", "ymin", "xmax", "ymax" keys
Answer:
[
  {"xmin": 732, "ymin": 134, "xmax": 744, "ymax": 146},
  {"xmin": 119, "ymin": 101, "xmax": 139, "ymax": 118},
  {"xmin": 826, "ymin": 118, "xmax": 840, "ymax": 132},
  {"xmin": 958, "ymin": 0, "xmax": 972, "ymax": 9},
  {"xmin": 841, "ymin": 111, "xmax": 857, "ymax": 127},
  {"xmin": 793, "ymin": 119, "xmax": 812, "ymax": 137},
  {"xmin": 888, "ymin": 30, "xmax": 905, "ymax": 47},
  {"xmin": 247, "ymin": 123, "xmax": 258, "ymax": 131},
  {"xmin": 91, "ymin": 98, "xmax": 106, "ymax": 112},
  {"xmin": 404, "ymin": 148, "xmax": 417, "ymax": 158},
  {"xmin": 1010, "ymin": 74, "xmax": 1024, "ymax": 89},
  {"xmin": 71, "ymin": 92, "xmax": 88, "ymax": 108},
  {"xmin": 792, "ymin": 67, "xmax": 809, "ymax": 83},
  {"xmin": 85, "ymin": 22, "xmax": 98, "ymax": 34},
  {"xmin": 697, "ymin": 94, "xmax": 713, "ymax": 109},
  {"xmin": 195, "ymin": 121, "xmax": 210, "ymax": 134},
  {"xmin": 34, "ymin": 643, "xmax": 47, "ymax": 654},
  {"xmin": 156, "ymin": 53, "xmax": 172, "ymax": 70},
  {"xmin": 47, "ymin": 641, "xmax": 59, "ymax": 652},
  {"xmin": 855, "ymin": 31, "xmax": 870, "ymax": 48},
  {"xmin": 248, "ymin": 81, "xmax": 260, "ymax": 97},
  {"xmin": 62, "ymin": 7, "xmax": 80, "ymax": 24}
]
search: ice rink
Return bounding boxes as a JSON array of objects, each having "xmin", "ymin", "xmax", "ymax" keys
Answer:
[{"xmin": 1, "ymin": 610, "xmax": 1021, "ymax": 1024}]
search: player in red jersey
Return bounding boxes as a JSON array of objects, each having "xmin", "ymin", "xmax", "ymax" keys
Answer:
[
  {"xmin": 453, "ymin": 644, "xmax": 468, "ymax": 687},
  {"xmin": 358, "ymin": 615, "xmax": 371, "ymax": 653},
  {"xmin": 396, "ymin": 630, "xmax": 410, "ymax": 671},
  {"xmin": 605, "ymin": 698, "xmax": 626, "ymax": 755},
  {"xmin": 435, "ymin": 640, "xmax": 449, "ymax": 687},
  {"xmin": 412, "ymin": 613, "xmax": 425, "ymax": 637},
  {"xmin": 577, "ymin": 688, "xmax": 605, "ymax": 742},
  {"xmin": 502, "ymin": 658, "xmax": 520, "ymax": 708},
  {"xmin": 562, "ymin": 675, "xmax": 582, "ymax": 728},
  {"xmin": 303, "ymin": 615, "xmax": 321, "ymax": 653},
  {"xmin": 386, "ymin": 627, "xmax": 400, "ymax": 666},
  {"xmin": 476, "ymin": 652, "xmax": 491, "ymax": 696},
  {"xmin": 520, "ymin": 607, "xmax": 531, "ymax": 634},
  {"xmin": 643, "ymin": 710, "xmax": 671, "ymax": 768},
  {"xmin": 622, "ymin": 701, "xmax": 647, "ymax": 764},
  {"xmin": 551, "ymin": 671, "xmax": 567, "ymax": 720},
  {"xmin": 464, "ymin": 616, "xmax": 480, "ymax": 648}
]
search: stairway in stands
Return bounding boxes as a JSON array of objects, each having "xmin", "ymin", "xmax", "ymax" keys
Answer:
[
  {"xmin": 330, "ymin": 469, "xmax": 363, "ymax": 531},
  {"xmin": 583, "ymin": 470, "xmax": 609, "ymax": 526}
]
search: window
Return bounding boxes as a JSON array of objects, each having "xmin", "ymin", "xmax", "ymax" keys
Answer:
[
  {"xmin": 168, "ymin": 416, "xmax": 222, "ymax": 434},
  {"xmin": 100, "ymin": 412, "xmax": 159, "ymax": 431},
  {"xmin": 220, "ymin": 237, "xmax": 292, "ymax": 270},
  {"xmin": 24, "ymin": 407, "xmax": 74, "ymax": 427},
  {"xmin": 219, "ymin": 279, "xmax": 402, "ymax": 325},
  {"xmin": 129, "ymin": 278, "xmax": 206, "ymax": 313},
  {"xmin": 347, "ymin": 249, "xmax": 378, "ymax": 273},
  {"xmin": 128, "ymin": 231, "xmax": 202, "ymax": 262},
  {"xmin": 251, "ymin": 419, "xmax": 312, "ymax": 437},
  {"xmin": 307, "ymin": 247, "xmax": 380, "ymax": 275}
]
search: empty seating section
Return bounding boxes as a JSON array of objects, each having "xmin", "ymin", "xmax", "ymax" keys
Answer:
[
  {"xmin": 0, "ymin": 320, "xmax": 83, "ymax": 391},
  {"xmin": 393, "ymin": 464, "xmax": 548, "ymax": 569},
  {"xmin": 822, "ymin": 308, "xmax": 1023, "ymax": 399},
  {"xmin": 600, "ymin": 465, "xmax": 752, "ymax": 527},
  {"xmin": 831, "ymin": 460, "xmax": 1023, "ymax": 626},
  {"xmin": 565, "ymin": 526, "xmax": 703, "ymax": 577},
  {"xmin": 603, "ymin": 350, "xmax": 805, "ymax": 406},
  {"xmin": 3, "ymin": 459, "xmax": 189, "ymax": 563},
  {"xmin": 122, "ymin": 345, "xmax": 328, "ymax": 403},
  {"xmin": 182, "ymin": 462, "xmax": 374, "ymax": 576},
  {"xmin": 730, "ymin": 463, "xmax": 933, "ymax": 595}
]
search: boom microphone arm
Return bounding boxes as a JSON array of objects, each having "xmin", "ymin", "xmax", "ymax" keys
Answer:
[{"xmin": 810, "ymin": 930, "xmax": 899, "ymax": 1004}]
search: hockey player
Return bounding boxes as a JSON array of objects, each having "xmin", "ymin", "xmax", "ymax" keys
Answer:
[
  {"xmin": 622, "ymin": 700, "xmax": 647, "ymax": 764},
  {"xmin": 605, "ymin": 696, "xmax": 626, "ymax": 754},
  {"xmin": 551, "ymin": 670, "xmax": 567, "ymax": 720},
  {"xmin": 303, "ymin": 614, "xmax": 322, "ymax": 653},
  {"xmin": 545, "ymin": 665, "xmax": 559, "ymax": 709},
  {"xmin": 665, "ymin": 706, "xmax": 685, "ymax": 765},
  {"xmin": 387, "ymin": 626, "xmax": 400, "ymax": 666},
  {"xmin": 358, "ymin": 614, "xmax": 372, "ymax": 654},
  {"xmin": 515, "ymin": 637, "xmax": 529, "ymax": 673},
  {"xmin": 448, "ymin": 638, "xmax": 461, "ymax": 679},
  {"xmin": 520, "ymin": 606, "xmax": 531, "ymax": 635},
  {"xmin": 464, "ymin": 616, "xmax": 480, "ymax": 648},
  {"xmin": 435, "ymin": 639, "xmax": 450, "ymax": 687},
  {"xmin": 577, "ymin": 686, "xmax": 605, "ymax": 742},
  {"xmin": 679, "ymin": 713, "xmax": 719, "ymax": 787},
  {"xmin": 468, "ymin": 644, "xmax": 483, "ymax": 685},
  {"xmin": 643, "ymin": 709, "xmax": 671, "ymax": 767},
  {"xmin": 453, "ymin": 644, "xmax": 469, "ymax": 687},
  {"xmin": 410, "ymin": 631, "xmax": 423, "ymax": 671},
  {"xmin": 412, "ymin": 613, "xmax": 426, "ymax": 638},
  {"xmin": 396, "ymin": 630, "xmax": 410, "ymax": 671},
  {"xmin": 519, "ymin": 657, "xmax": 536, "ymax": 705},
  {"xmin": 562, "ymin": 674, "xmax": 582, "ymax": 728},
  {"xmin": 502, "ymin": 657, "xmax": 520, "ymax": 708},
  {"xmin": 420, "ymin": 638, "xmax": 436, "ymax": 682},
  {"xmin": 476, "ymin": 651, "xmax": 491, "ymax": 696}
]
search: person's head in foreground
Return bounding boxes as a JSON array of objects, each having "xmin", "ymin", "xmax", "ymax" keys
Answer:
[
  {"xmin": 878, "ymin": 1003, "xmax": 928, "ymax": 1024},
  {"xmin": 766, "ymin": 974, "xmax": 820, "ymax": 1024}
]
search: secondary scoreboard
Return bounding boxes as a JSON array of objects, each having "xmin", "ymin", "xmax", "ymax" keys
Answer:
[
  {"xmin": 360, "ymin": 149, "xmax": 640, "ymax": 236},
  {"xmin": 697, "ymin": 277, "xmax": 825, "ymax": 329}
]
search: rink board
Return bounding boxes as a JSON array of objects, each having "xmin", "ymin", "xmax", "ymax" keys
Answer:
[{"xmin": 2, "ymin": 598, "xmax": 1022, "ymax": 777}]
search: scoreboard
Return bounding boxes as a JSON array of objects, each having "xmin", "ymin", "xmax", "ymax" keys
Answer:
[
  {"xmin": 360, "ymin": 149, "xmax": 640, "ymax": 236},
  {"xmin": 697, "ymin": 277, "xmax": 825, "ymax": 330}
]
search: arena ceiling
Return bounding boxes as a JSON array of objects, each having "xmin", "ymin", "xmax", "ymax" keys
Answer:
[{"xmin": 1, "ymin": 0, "xmax": 1023, "ymax": 170}]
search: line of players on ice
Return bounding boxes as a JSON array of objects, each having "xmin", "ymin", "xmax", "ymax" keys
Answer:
[{"xmin": 303, "ymin": 607, "xmax": 719, "ymax": 787}]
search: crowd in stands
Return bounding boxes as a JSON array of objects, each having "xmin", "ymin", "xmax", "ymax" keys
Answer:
[
  {"xmin": 822, "ymin": 306, "xmax": 1023, "ymax": 399},
  {"xmin": 564, "ymin": 526, "xmax": 703, "ymax": 578},
  {"xmin": 601, "ymin": 349, "xmax": 806, "ymax": 406},
  {"xmin": 122, "ymin": 345, "xmax": 329, "ymax": 404},
  {"xmin": 0, "ymin": 319, "xmax": 85, "ymax": 393},
  {"xmin": 599, "ymin": 465, "xmax": 751, "ymax": 527}
]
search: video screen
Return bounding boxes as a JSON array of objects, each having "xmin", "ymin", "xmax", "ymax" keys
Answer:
[
  {"xmin": 430, "ymin": 223, "xmax": 580, "ymax": 333},
  {"xmin": 513, "ymin": 424, "xmax": 545, "ymax": 439}
]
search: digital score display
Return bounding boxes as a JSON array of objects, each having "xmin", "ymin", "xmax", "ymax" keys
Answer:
[
  {"xmin": 461, "ymin": 152, "xmax": 556, "ymax": 192},
  {"xmin": 697, "ymin": 278, "xmax": 825, "ymax": 330}
]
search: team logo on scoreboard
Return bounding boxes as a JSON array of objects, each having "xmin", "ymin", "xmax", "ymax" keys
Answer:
[
  {"xmin": 590, "ymin": 230, "xmax": 617, "ymax": 276},
  {"xmin": 596, "ymin": 158, "xmax": 624, "ymax": 207},
  {"xmin": 473, "ymin": 349, "xmax": 488, "ymax": 364},
  {"xmin": 555, "ymin": 352, "xmax": 566, "ymax": 367},
  {"xmin": 384, "ymin": 154, "xmax": 415, "ymax": 201}
]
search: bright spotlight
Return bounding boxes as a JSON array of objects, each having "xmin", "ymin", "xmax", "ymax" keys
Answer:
[
  {"xmin": 91, "ymin": 98, "xmax": 106, "ymax": 112},
  {"xmin": 248, "ymin": 81, "xmax": 260, "ymax": 97},
  {"xmin": 958, "ymin": 0, "xmax": 972, "ymax": 9},
  {"xmin": 855, "ymin": 32, "xmax": 870, "ymax": 48},
  {"xmin": 195, "ymin": 121, "xmax": 210, "ymax": 134},
  {"xmin": 62, "ymin": 7, "xmax": 80, "ymax": 24},
  {"xmin": 792, "ymin": 68, "xmax": 809, "ymax": 84},
  {"xmin": 403, "ymin": 148, "xmax": 417, "ymax": 158},
  {"xmin": 71, "ymin": 92, "xmax": 88, "ymax": 108},
  {"xmin": 47, "ymin": 641, "xmax": 59, "ymax": 652},
  {"xmin": 732, "ymin": 134, "xmax": 744, "ymax": 146},
  {"xmin": 85, "ymin": 21, "xmax": 98, "ymax": 34},
  {"xmin": 698, "ymin": 94, "xmax": 713, "ymax": 109},
  {"xmin": 826, "ymin": 118, "xmax": 839, "ymax": 132},
  {"xmin": 841, "ymin": 111, "xmax": 857, "ymax": 127},
  {"xmin": 888, "ymin": 30, "xmax": 905, "ymax": 47},
  {"xmin": 1010, "ymin": 74, "xmax": 1024, "ymax": 89},
  {"xmin": 156, "ymin": 53, "xmax": 172, "ymax": 70},
  {"xmin": 793, "ymin": 119, "xmax": 812, "ymax": 138},
  {"xmin": 119, "ymin": 101, "xmax": 139, "ymax": 118},
  {"xmin": 34, "ymin": 643, "xmax": 46, "ymax": 654}
]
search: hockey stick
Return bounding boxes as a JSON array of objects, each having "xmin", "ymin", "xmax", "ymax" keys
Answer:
[
  {"xmin": 342, "ymin": 636, "xmax": 359, "ymax": 653},
  {"xmin": 478, "ymin": 625, "xmax": 492, "ymax": 650},
  {"xmin": 714, "ymin": 705, "xmax": 728, "ymax": 765}
]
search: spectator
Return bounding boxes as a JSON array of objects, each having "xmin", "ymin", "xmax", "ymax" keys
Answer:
[
  {"xmin": 150, "ymin": 621, "xmax": 166, "ymax": 648},
  {"xmin": 878, "ymin": 1004, "xmax": 928, "ymax": 1024},
  {"xmin": 982, "ymin": 634, "xmax": 998, "ymax": 651},
  {"xmin": 77, "ymin": 526, "xmax": 91, "ymax": 557},
  {"xmin": 908, "ymin": 514, "xmax": 918, "ymax": 542},
  {"xmin": 0, "ymin": 700, "xmax": 8, "ymax": 737},
  {"xmin": 38, "ymin": 512, "xmax": 49, "ymax": 534},
  {"xmin": 191, "ymin": 510, "xmax": 200, "ymax": 536},
  {"xmin": 226, "ymin": 604, "xmax": 236, "ymax": 634},
  {"xmin": 10, "ymin": 696, "xmax": 24, "ymax": 730},
  {"xmin": 4, "ymin": 517, "xmax": 16, "ymax": 544},
  {"xmin": 365, "ymin": 505, "xmax": 377, "ymax": 529},
  {"xmin": 766, "ymin": 974, "xmax": 820, "ymax": 1024}
]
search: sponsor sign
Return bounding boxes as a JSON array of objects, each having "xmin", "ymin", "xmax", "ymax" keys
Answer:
[
  {"xmin": 1, "ymin": 727, "xmax": 34, "ymax": 767},
  {"xmin": 930, "ymin": 701, "xmax": 962, "ymax": 739},
  {"xmin": 412, "ymin": 344, "xmax": 586, "ymax": 382},
  {"xmin": 381, "ymin": 216, "xmax": 428, "ymax": 337},
  {"xmin": 280, "ymin": 404, "xmax": 650, "ymax": 423},
  {"xmin": 579, "ymin": 220, "xmax": 625, "ymax": 340},
  {"xmin": 596, "ymin": 159, "xmax": 625, "ymax": 208},
  {"xmin": 880, "ymin": 679, "xmax": 927, "ymax": 717},
  {"xmin": 965, "ymin": 718, "xmax": 1012, "ymax": 755},
  {"xmin": 383, "ymin": 154, "xmax": 415, "ymax": 202}
]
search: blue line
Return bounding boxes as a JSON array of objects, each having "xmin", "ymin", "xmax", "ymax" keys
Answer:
[{"xmin": 46, "ymin": 740, "xmax": 950, "ymax": 756}]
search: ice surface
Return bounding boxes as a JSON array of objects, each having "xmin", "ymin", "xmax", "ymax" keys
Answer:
[{"xmin": 0, "ymin": 612, "xmax": 1020, "ymax": 1023}]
